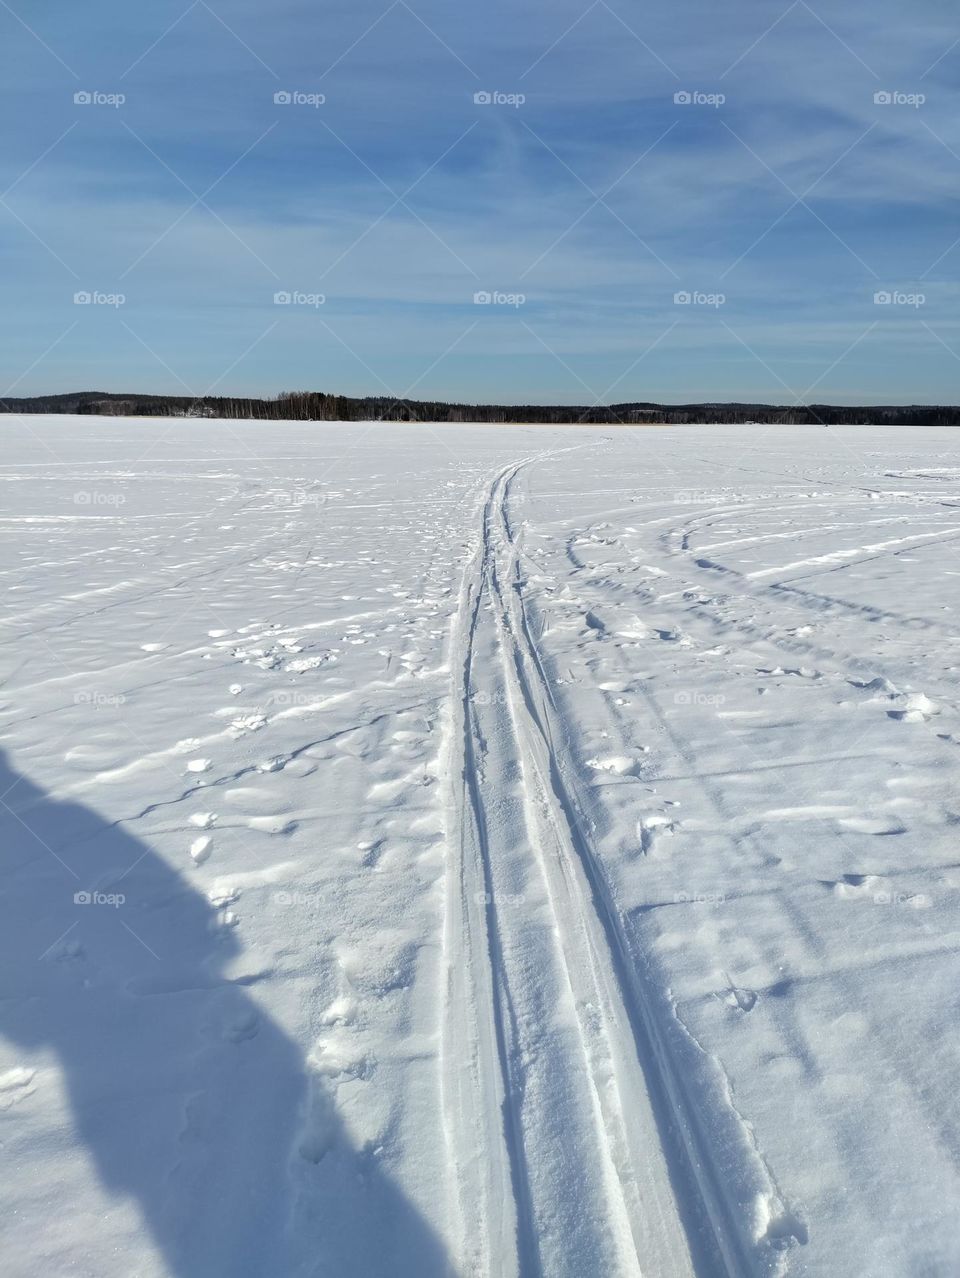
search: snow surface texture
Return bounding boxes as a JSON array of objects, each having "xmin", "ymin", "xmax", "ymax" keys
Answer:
[{"xmin": 1, "ymin": 416, "xmax": 959, "ymax": 1278}]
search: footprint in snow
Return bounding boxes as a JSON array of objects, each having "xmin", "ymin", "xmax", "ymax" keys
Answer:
[
  {"xmin": 0, "ymin": 1066, "xmax": 36, "ymax": 1109},
  {"xmin": 887, "ymin": 692, "xmax": 939, "ymax": 722},
  {"xmin": 190, "ymin": 836, "xmax": 213, "ymax": 865},
  {"xmin": 228, "ymin": 713, "xmax": 267, "ymax": 736},
  {"xmin": 636, "ymin": 814, "xmax": 677, "ymax": 854},
  {"xmin": 721, "ymin": 978, "xmax": 758, "ymax": 1013},
  {"xmin": 247, "ymin": 816, "xmax": 296, "ymax": 836},
  {"xmin": 849, "ymin": 675, "xmax": 898, "ymax": 694},
  {"xmin": 823, "ymin": 872, "xmax": 874, "ymax": 890},
  {"xmin": 586, "ymin": 754, "xmax": 642, "ymax": 778},
  {"xmin": 222, "ymin": 1008, "xmax": 258, "ymax": 1042},
  {"xmin": 757, "ymin": 666, "xmax": 821, "ymax": 680},
  {"xmin": 838, "ymin": 815, "xmax": 905, "ymax": 836}
]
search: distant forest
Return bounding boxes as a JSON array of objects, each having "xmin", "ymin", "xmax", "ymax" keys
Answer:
[{"xmin": 2, "ymin": 390, "xmax": 959, "ymax": 426}]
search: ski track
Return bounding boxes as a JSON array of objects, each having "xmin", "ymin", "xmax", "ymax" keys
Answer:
[{"xmin": 441, "ymin": 455, "xmax": 755, "ymax": 1278}]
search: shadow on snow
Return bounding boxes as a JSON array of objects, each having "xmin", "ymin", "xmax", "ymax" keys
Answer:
[{"xmin": 0, "ymin": 747, "xmax": 449, "ymax": 1277}]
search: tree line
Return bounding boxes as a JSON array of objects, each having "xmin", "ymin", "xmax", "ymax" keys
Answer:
[{"xmin": 2, "ymin": 389, "xmax": 959, "ymax": 427}]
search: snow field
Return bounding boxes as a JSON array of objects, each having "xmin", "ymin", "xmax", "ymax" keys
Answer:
[{"xmin": 1, "ymin": 417, "xmax": 959, "ymax": 1276}]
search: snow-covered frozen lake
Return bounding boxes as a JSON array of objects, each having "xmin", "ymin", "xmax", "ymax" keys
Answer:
[{"xmin": 2, "ymin": 416, "xmax": 959, "ymax": 1277}]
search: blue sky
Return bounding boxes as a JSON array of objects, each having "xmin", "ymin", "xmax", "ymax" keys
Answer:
[{"xmin": 1, "ymin": 0, "xmax": 958, "ymax": 404}]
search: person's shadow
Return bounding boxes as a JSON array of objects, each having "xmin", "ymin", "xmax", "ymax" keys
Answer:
[{"xmin": 0, "ymin": 747, "xmax": 449, "ymax": 1277}]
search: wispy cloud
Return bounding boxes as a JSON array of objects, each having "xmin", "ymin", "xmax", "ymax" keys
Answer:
[{"xmin": 0, "ymin": 0, "xmax": 957, "ymax": 403}]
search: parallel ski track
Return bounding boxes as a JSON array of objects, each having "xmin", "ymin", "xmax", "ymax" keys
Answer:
[{"xmin": 441, "ymin": 454, "xmax": 758, "ymax": 1278}]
